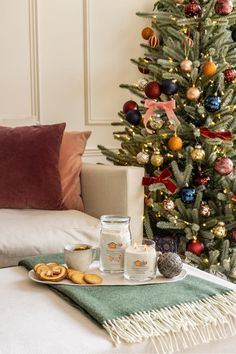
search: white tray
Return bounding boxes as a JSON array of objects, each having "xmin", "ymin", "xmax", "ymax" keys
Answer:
[{"xmin": 29, "ymin": 261, "xmax": 187, "ymax": 286}]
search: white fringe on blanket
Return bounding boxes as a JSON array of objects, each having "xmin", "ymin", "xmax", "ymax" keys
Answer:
[{"xmin": 103, "ymin": 291, "xmax": 236, "ymax": 354}]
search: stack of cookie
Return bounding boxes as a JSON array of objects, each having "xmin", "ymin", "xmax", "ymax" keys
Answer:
[{"xmin": 33, "ymin": 262, "xmax": 103, "ymax": 285}]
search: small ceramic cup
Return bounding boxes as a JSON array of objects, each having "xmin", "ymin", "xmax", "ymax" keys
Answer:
[{"xmin": 64, "ymin": 244, "xmax": 97, "ymax": 272}]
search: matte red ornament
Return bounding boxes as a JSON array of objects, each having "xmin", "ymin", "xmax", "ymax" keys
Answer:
[
  {"xmin": 224, "ymin": 68, "xmax": 236, "ymax": 83},
  {"xmin": 185, "ymin": 0, "xmax": 202, "ymax": 17},
  {"xmin": 123, "ymin": 100, "xmax": 138, "ymax": 114},
  {"xmin": 187, "ymin": 240, "xmax": 204, "ymax": 256},
  {"xmin": 144, "ymin": 81, "xmax": 161, "ymax": 99},
  {"xmin": 214, "ymin": 157, "xmax": 234, "ymax": 176},
  {"xmin": 215, "ymin": 0, "xmax": 233, "ymax": 15}
]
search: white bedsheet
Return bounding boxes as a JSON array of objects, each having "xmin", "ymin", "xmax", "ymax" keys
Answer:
[{"xmin": 1, "ymin": 264, "xmax": 236, "ymax": 354}]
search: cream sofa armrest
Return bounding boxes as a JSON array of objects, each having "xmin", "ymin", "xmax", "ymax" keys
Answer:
[{"xmin": 80, "ymin": 163, "xmax": 144, "ymax": 243}]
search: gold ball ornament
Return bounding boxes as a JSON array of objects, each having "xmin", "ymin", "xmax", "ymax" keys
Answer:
[
  {"xmin": 212, "ymin": 221, "xmax": 226, "ymax": 239},
  {"xmin": 191, "ymin": 145, "xmax": 205, "ymax": 161},
  {"xmin": 180, "ymin": 59, "xmax": 193, "ymax": 73},
  {"xmin": 201, "ymin": 257, "xmax": 209, "ymax": 265},
  {"xmin": 163, "ymin": 199, "xmax": 175, "ymax": 211},
  {"xmin": 168, "ymin": 136, "xmax": 183, "ymax": 151},
  {"xmin": 150, "ymin": 151, "xmax": 164, "ymax": 167},
  {"xmin": 202, "ymin": 61, "xmax": 217, "ymax": 77},
  {"xmin": 186, "ymin": 87, "xmax": 201, "ymax": 101},
  {"xmin": 136, "ymin": 151, "xmax": 149, "ymax": 164}
]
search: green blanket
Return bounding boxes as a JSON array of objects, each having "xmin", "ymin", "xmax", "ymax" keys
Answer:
[{"xmin": 19, "ymin": 253, "xmax": 236, "ymax": 353}]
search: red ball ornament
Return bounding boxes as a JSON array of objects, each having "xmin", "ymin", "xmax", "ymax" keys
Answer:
[
  {"xmin": 193, "ymin": 169, "xmax": 210, "ymax": 186},
  {"xmin": 138, "ymin": 57, "xmax": 151, "ymax": 75},
  {"xmin": 224, "ymin": 68, "xmax": 236, "ymax": 83},
  {"xmin": 123, "ymin": 100, "xmax": 138, "ymax": 114},
  {"xmin": 144, "ymin": 81, "xmax": 161, "ymax": 99},
  {"xmin": 149, "ymin": 35, "xmax": 159, "ymax": 48},
  {"xmin": 215, "ymin": 0, "xmax": 233, "ymax": 15},
  {"xmin": 185, "ymin": 0, "xmax": 202, "ymax": 17},
  {"xmin": 187, "ymin": 239, "xmax": 204, "ymax": 256},
  {"xmin": 214, "ymin": 157, "xmax": 234, "ymax": 176}
]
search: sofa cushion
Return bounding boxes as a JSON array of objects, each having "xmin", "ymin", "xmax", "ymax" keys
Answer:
[
  {"xmin": 0, "ymin": 123, "xmax": 66, "ymax": 210},
  {"xmin": 59, "ymin": 131, "xmax": 91, "ymax": 211},
  {"xmin": 0, "ymin": 208, "xmax": 100, "ymax": 267}
]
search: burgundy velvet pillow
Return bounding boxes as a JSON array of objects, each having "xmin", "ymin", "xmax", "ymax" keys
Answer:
[{"xmin": 0, "ymin": 123, "xmax": 66, "ymax": 210}]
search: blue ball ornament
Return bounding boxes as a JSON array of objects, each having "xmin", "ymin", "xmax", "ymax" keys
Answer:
[
  {"xmin": 162, "ymin": 79, "xmax": 178, "ymax": 95},
  {"xmin": 126, "ymin": 109, "xmax": 142, "ymax": 126},
  {"xmin": 204, "ymin": 96, "xmax": 221, "ymax": 113},
  {"xmin": 181, "ymin": 187, "xmax": 196, "ymax": 204}
]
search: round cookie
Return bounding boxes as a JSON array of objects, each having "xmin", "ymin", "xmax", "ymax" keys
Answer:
[
  {"xmin": 84, "ymin": 274, "xmax": 103, "ymax": 285},
  {"xmin": 70, "ymin": 272, "xmax": 86, "ymax": 284}
]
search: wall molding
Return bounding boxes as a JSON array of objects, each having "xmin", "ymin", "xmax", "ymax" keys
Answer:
[
  {"xmin": 83, "ymin": 147, "xmax": 117, "ymax": 158},
  {"xmin": 83, "ymin": 0, "xmax": 115, "ymax": 126},
  {"xmin": 0, "ymin": 0, "xmax": 40, "ymax": 123}
]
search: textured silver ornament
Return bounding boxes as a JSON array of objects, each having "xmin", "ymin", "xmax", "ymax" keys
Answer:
[
  {"xmin": 157, "ymin": 252, "xmax": 183, "ymax": 278},
  {"xmin": 180, "ymin": 59, "xmax": 193, "ymax": 73},
  {"xmin": 136, "ymin": 151, "xmax": 149, "ymax": 164},
  {"xmin": 149, "ymin": 115, "xmax": 164, "ymax": 130},
  {"xmin": 163, "ymin": 199, "xmax": 175, "ymax": 211},
  {"xmin": 212, "ymin": 221, "xmax": 226, "ymax": 238},
  {"xmin": 137, "ymin": 78, "xmax": 148, "ymax": 90},
  {"xmin": 200, "ymin": 202, "xmax": 211, "ymax": 217}
]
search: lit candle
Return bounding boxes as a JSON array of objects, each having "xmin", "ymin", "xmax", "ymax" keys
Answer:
[{"xmin": 124, "ymin": 239, "xmax": 157, "ymax": 281}]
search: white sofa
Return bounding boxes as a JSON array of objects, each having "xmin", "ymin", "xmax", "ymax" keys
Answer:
[{"xmin": 0, "ymin": 163, "xmax": 144, "ymax": 268}]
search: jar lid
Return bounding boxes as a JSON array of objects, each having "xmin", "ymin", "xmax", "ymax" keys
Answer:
[{"xmin": 100, "ymin": 215, "xmax": 130, "ymax": 224}]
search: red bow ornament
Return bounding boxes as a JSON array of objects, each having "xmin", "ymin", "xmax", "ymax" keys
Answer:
[
  {"xmin": 143, "ymin": 99, "xmax": 180, "ymax": 133},
  {"xmin": 200, "ymin": 127, "xmax": 232, "ymax": 141},
  {"xmin": 142, "ymin": 168, "xmax": 177, "ymax": 193}
]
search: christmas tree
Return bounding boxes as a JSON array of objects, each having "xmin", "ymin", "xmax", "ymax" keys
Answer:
[{"xmin": 98, "ymin": 0, "xmax": 236, "ymax": 282}]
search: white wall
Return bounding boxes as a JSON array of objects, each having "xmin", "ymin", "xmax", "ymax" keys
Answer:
[{"xmin": 0, "ymin": 0, "xmax": 153, "ymax": 163}]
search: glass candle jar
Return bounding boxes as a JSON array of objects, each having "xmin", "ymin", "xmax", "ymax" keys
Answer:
[
  {"xmin": 124, "ymin": 238, "xmax": 157, "ymax": 281},
  {"xmin": 99, "ymin": 215, "xmax": 131, "ymax": 273}
]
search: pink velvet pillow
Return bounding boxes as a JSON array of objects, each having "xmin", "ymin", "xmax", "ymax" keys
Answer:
[
  {"xmin": 59, "ymin": 131, "xmax": 91, "ymax": 211},
  {"xmin": 0, "ymin": 123, "xmax": 66, "ymax": 210}
]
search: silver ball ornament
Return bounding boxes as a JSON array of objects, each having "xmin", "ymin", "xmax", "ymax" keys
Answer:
[
  {"xmin": 200, "ymin": 202, "xmax": 211, "ymax": 217},
  {"xmin": 157, "ymin": 252, "xmax": 183, "ymax": 278},
  {"xmin": 137, "ymin": 78, "xmax": 148, "ymax": 90},
  {"xmin": 163, "ymin": 199, "xmax": 175, "ymax": 211},
  {"xmin": 149, "ymin": 115, "xmax": 164, "ymax": 130},
  {"xmin": 136, "ymin": 151, "xmax": 149, "ymax": 164}
]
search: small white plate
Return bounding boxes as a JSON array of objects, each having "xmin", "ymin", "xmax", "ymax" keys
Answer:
[{"xmin": 28, "ymin": 261, "xmax": 187, "ymax": 286}]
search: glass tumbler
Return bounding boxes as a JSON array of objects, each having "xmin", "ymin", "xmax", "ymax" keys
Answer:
[
  {"xmin": 124, "ymin": 238, "xmax": 157, "ymax": 281},
  {"xmin": 99, "ymin": 215, "xmax": 131, "ymax": 273}
]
